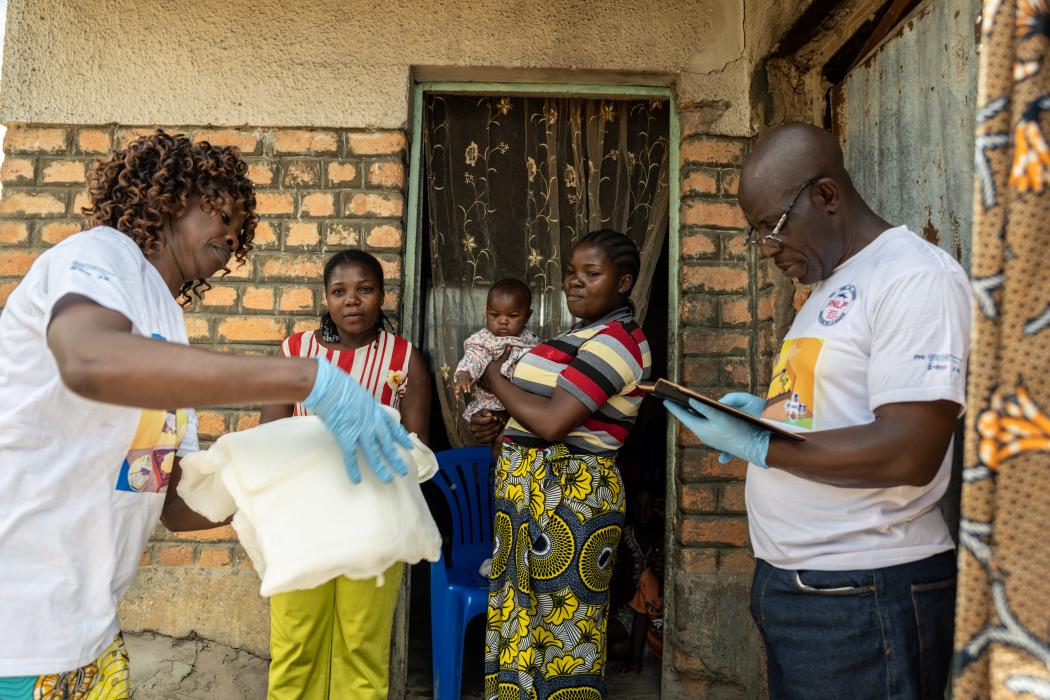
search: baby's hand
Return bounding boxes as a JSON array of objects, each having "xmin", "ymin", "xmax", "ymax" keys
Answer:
[{"xmin": 453, "ymin": 372, "xmax": 473, "ymax": 400}]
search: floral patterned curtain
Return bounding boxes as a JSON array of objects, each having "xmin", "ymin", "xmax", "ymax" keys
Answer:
[
  {"xmin": 954, "ymin": 1, "xmax": 1050, "ymax": 697},
  {"xmin": 424, "ymin": 95, "xmax": 669, "ymax": 446}
]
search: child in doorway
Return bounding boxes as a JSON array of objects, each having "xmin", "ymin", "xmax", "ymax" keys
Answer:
[
  {"xmin": 453, "ymin": 278, "xmax": 539, "ymax": 450},
  {"xmin": 609, "ymin": 487, "xmax": 665, "ymax": 672}
]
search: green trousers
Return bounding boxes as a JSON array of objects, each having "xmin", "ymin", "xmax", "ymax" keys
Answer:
[{"xmin": 267, "ymin": 564, "xmax": 403, "ymax": 700}]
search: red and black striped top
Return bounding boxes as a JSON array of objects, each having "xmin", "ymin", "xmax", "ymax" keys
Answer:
[{"xmin": 504, "ymin": 307, "xmax": 651, "ymax": 455}]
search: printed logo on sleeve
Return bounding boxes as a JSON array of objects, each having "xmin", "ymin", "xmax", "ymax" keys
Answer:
[
  {"xmin": 70, "ymin": 261, "xmax": 116, "ymax": 281},
  {"xmin": 818, "ymin": 284, "xmax": 857, "ymax": 326},
  {"xmin": 912, "ymin": 353, "xmax": 962, "ymax": 374}
]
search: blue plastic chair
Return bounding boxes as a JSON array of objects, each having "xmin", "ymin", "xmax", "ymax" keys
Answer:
[{"xmin": 429, "ymin": 446, "xmax": 495, "ymax": 700}]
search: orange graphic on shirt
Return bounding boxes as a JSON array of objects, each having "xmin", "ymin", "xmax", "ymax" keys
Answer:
[
  {"xmin": 114, "ymin": 408, "xmax": 187, "ymax": 493},
  {"xmin": 764, "ymin": 338, "xmax": 824, "ymax": 429}
]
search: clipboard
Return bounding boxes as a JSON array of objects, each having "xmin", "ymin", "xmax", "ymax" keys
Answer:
[{"xmin": 640, "ymin": 378, "xmax": 806, "ymax": 442}]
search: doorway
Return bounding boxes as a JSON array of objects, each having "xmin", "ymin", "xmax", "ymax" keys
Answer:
[{"xmin": 402, "ymin": 82, "xmax": 679, "ymax": 699}]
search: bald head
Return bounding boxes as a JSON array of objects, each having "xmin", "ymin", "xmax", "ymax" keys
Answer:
[
  {"xmin": 736, "ymin": 123, "xmax": 888, "ymax": 285},
  {"xmin": 740, "ymin": 123, "xmax": 851, "ymax": 206}
]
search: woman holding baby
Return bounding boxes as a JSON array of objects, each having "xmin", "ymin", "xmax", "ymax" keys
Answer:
[{"xmin": 466, "ymin": 230, "xmax": 651, "ymax": 700}]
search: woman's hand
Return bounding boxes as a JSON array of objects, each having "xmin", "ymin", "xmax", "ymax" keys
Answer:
[
  {"xmin": 469, "ymin": 409, "xmax": 508, "ymax": 443},
  {"xmin": 303, "ymin": 357, "xmax": 412, "ymax": 483},
  {"xmin": 46, "ymin": 294, "xmax": 317, "ymax": 409},
  {"xmin": 472, "ymin": 345, "xmax": 592, "ymax": 443},
  {"xmin": 478, "ymin": 347, "xmax": 513, "ymax": 392}
]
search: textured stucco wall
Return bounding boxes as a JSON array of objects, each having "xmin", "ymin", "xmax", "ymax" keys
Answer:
[{"xmin": 1, "ymin": 0, "xmax": 807, "ymax": 136}]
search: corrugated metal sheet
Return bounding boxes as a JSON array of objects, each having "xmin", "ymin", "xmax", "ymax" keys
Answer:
[{"xmin": 832, "ymin": 0, "xmax": 980, "ymax": 269}]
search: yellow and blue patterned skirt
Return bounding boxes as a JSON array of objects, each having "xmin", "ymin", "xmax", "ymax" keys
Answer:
[
  {"xmin": 0, "ymin": 634, "xmax": 129, "ymax": 700},
  {"xmin": 484, "ymin": 441, "xmax": 626, "ymax": 700}
]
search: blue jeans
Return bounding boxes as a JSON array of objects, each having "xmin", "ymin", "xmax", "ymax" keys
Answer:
[{"xmin": 750, "ymin": 551, "xmax": 956, "ymax": 700}]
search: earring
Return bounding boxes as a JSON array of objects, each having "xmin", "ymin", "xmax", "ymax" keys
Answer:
[{"xmin": 320, "ymin": 315, "xmax": 340, "ymax": 344}]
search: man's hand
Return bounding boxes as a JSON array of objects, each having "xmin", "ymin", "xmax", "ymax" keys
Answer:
[
  {"xmin": 714, "ymin": 392, "xmax": 767, "ymax": 462},
  {"xmin": 665, "ymin": 398, "xmax": 771, "ymax": 468},
  {"xmin": 764, "ymin": 399, "xmax": 961, "ymax": 488},
  {"xmin": 668, "ymin": 383, "xmax": 962, "ymax": 488},
  {"xmin": 453, "ymin": 372, "xmax": 473, "ymax": 401},
  {"xmin": 720, "ymin": 392, "xmax": 766, "ymax": 418}
]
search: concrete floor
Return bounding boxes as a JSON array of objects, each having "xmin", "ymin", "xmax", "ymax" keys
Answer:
[
  {"xmin": 404, "ymin": 617, "xmax": 662, "ymax": 700},
  {"xmin": 405, "ymin": 664, "xmax": 661, "ymax": 700},
  {"xmin": 126, "ymin": 632, "xmax": 269, "ymax": 699},
  {"xmin": 126, "ymin": 630, "xmax": 661, "ymax": 699}
]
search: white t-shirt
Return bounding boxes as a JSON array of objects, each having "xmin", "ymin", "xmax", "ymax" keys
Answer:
[
  {"xmin": 0, "ymin": 226, "xmax": 199, "ymax": 675},
  {"xmin": 746, "ymin": 226, "xmax": 972, "ymax": 571}
]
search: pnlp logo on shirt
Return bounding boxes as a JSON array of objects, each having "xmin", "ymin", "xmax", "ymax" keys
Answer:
[{"xmin": 818, "ymin": 284, "xmax": 857, "ymax": 326}]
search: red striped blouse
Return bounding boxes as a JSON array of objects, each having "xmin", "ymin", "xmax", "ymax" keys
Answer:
[{"xmin": 280, "ymin": 330, "xmax": 413, "ymax": 415}]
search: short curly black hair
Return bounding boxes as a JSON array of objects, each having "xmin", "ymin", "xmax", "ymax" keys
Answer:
[{"xmin": 82, "ymin": 129, "xmax": 259, "ymax": 305}]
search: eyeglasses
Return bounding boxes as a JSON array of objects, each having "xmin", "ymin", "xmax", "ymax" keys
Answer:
[{"xmin": 746, "ymin": 177, "xmax": 821, "ymax": 247}]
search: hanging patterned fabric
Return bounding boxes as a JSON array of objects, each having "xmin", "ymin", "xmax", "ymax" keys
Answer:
[
  {"xmin": 423, "ymin": 95, "xmax": 669, "ymax": 446},
  {"xmin": 954, "ymin": 1, "xmax": 1050, "ymax": 697}
]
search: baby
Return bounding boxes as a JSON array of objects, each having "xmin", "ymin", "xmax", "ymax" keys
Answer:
[{"xmin": 453, "ymin": 278, "xmax": 539, "ymax": 423}]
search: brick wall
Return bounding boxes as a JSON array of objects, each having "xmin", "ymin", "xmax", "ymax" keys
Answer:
[
  {"xmin": 677, "ymin": 133, "xmax": 753, "ymax": 567},
  {"xmin": 2, "ymin": 118, "xmax": 791, "ymax": 685},
  {"xmin": 0, "ymin": 123, "xmax": 407, "ymax": 426},
  {"xmin": 0, "ymin": 123, "xmax": 408, "ymax": 654},
  {"xmin": 664, "ymin": 113, "xmax": 778, "ymax": 698}
]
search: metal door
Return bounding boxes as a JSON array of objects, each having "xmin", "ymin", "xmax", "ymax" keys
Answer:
[{"xmin": 830, "ymin": 0, "xmax": 981, "ymax": 270}]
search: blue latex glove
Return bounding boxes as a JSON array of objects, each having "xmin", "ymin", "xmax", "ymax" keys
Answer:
[
  {"xmin": 664, "ymin": 397, "xmax": 771, "ymax": 468},
  {"xmin": 720, "ymin": 392, "xmax": 766, "ymax": 418},
  {"xmin": 302, "ymin": 357, "xmax": 413, "ymax": 483},
  {"xmin": 717, "ymin": 392, "xmax": 767, "ymax": 463}
]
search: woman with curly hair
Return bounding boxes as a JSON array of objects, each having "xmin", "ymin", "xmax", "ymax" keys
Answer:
[{"xmin": 0, "ymin": 131, "xmax": 410, "ymax": 699}]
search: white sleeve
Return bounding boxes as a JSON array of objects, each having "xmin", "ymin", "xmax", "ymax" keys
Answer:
[
  {"xmin": 867, "ymin": 268, "xmax": 973, "ymax": 413},
  {"xmin": 44, "ymin": 231, "xmax": 143, "ymax": 329},
  {"xmin": 177, "ymin": 408, "xmax": 201, "ymax": 458}
]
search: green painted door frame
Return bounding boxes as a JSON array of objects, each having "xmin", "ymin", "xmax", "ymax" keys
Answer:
[{"xmin": 400, "ymin": 79, "xmax": 680, "ymax": 695}]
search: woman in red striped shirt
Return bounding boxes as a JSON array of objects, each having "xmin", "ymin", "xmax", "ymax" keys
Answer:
[
  {"xmin": 472, "ymin": 230, "xmax": 651, "ymax": 700},
  {"xmin": 260, "ymin": 249, "xmax": 431, "ymax": 700}
]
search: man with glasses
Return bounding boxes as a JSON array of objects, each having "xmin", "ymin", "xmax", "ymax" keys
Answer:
[{"xmin": 666, "ymin": 123, "xmax": 971, "ymax": 699}]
